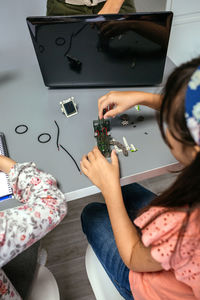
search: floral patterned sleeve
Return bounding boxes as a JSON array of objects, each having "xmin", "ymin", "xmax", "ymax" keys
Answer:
[
  {"xmin": 0, "ymin": 162, "xmax": 67, "ymax": 267},
  {"xmin": 0, "ymin": 162, "xmax": 67, "ymax": 299}
]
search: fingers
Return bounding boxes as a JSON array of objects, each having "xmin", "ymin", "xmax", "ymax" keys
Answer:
[
  {"xmin": 111, "ymin": 149, "xmax": 119, "ymax": 167},
  {"xmin": 88, "ymin": 150, "xmax": 96, "ymax": 162},
  {"xmin": 104, "ymin": 107, "xmax": 119, "ymax": 119},
  {"xmin": 98, "ymin": 94, "xmax": 108, "ymax": 119},
  {"xmin": 92, "ymin": 146, "xmax": 103, "ymax": 159},
  {"xmin": 80, "ymin": 161, "xmax": 88, "ymax": 176},
  {"xmin": 98, "ymin": 92, "xmax": 116, "ymax": 119},
  {"xmin": 80, "ymin": 147, "xmax": 101, "ymax": 173},
  {"xmin": 81, "ymin": 155, "xmax": 90, "ymax": 170}
]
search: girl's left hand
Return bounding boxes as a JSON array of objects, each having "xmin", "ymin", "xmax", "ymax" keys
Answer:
[{"xmin": 81, "ymin": 147, "xmax": 120, "ymax": 195}]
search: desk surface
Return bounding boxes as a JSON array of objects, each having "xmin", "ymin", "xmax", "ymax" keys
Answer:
[
  {"xmin": 0, "ymin": 51, "xmax": 179, "ymax": 201},
  {"xmin": 0, "ymin": 7, "xmax": 179, "ymax": 201}
]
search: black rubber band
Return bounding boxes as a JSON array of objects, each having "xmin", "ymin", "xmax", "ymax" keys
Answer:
[
  {"xmin": 55, "ymin": 37, "xmax": 66, "ymax": 46},
  {"xmin": 54, "ymin": 120, "xmax": 60, "ymax": 150},
  {"xmin": 15, "ymin": 125, "xmax": 28, "ymax": 134},
  {"xmin": 38, "ymin": 133, "xmax": 51, "ymax": 144}
]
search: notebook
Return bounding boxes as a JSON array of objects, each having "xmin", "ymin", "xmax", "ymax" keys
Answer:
[
  {"xmin": 0, "ymin": 133, "xmax": 13, "ymax": 201},
  {"xmin": 27, "ymin": 12, "xmax": 173, "ymax": 88}
]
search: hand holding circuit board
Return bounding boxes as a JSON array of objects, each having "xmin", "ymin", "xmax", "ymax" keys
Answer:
[
  {"xmin": 93, "ymin": 117, "xmax": 129, "ymax": 157},
  {"xmin": 94, "ymin": 91, "xmax": 142, "ymax": 157},
  {"xmin": 93, "ymin": 117, "xmax": 112, "ymax": 158}
]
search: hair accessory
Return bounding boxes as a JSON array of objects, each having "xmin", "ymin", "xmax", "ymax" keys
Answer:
[{"xmin": 185, "ymin": 66, "xmax": 200, "ymax": 145}]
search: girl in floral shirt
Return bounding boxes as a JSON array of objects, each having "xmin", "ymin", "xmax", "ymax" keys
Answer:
[
  {"xmin": 81, "ymin": 57, "xmax": 200, "ymax": 300},
  {"xmin": 0, "ymin": 156, "xmax": 67, "ymax": 299}
]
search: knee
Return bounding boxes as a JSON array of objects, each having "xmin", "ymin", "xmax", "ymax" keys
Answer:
[{"xmin": 81, "ymin": 202, "xmax": 107, "ymax": 236}]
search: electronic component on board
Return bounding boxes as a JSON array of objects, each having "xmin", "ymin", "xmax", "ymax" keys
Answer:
[
  {"xmin": 135, "ymin": 105, "xmax": 140, "ymax": 111},
  {"xmin": 93, "ymin": 118, "xmax": 111, "ymax": 158},
  {"xmin": 130, "ymin": 144, "xmax": 138, "ymax": 152},
  {"xmin": 123, "ymin": 136, "xmax": 130, "ymax": 151},
  {"xmin": 60, "ymin": 97, "xmax": 78, "ymax": 118},
  {"xmin": 120, "ymin": 114, "xmax": 129, "ymax": 126},
  {"xmin": 110, "ymin": 140, "xmax": 128, "ymax": 157}
]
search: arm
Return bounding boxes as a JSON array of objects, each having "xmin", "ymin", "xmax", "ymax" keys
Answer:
[
  {"xmin": 99, "ymin": 20, "xmax": 171, "ymax": 49},
  {"xmin": 98, "ymin": 91, "xmax": 162, "ymax": 119},
  {"xmin": 81, "ymin": 147, "xmax": 162, "ymax": 272},
  {"xmin": 98, "ymin": 0, "xmax": 124, "ymax": 14},
  {"xmin": 104, "ymin": 185, "xmax": 162, "ymax": 272},
  {"xmin": 0, "ymin": 156, "xmax": 67, "ymax": 267}
]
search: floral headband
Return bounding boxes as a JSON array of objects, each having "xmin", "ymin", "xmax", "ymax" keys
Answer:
[{"xmin": 185, "ymin": 66, "xmax": 200, "ymax": 145}]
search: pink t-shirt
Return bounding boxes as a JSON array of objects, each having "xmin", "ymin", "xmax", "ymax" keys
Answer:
[{"xmin": 129, "ymin": 207, "xmax": 200, "ymax": 300}]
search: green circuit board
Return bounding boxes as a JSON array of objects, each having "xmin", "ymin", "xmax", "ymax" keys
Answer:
[{"xmin": 93, "ymin": 118, "xmax": 111, "ymax": 157}]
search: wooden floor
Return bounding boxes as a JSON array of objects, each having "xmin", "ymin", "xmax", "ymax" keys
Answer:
[{"xmin": 41, "ymin": 172, "xmax": 177, "ymax": 300}]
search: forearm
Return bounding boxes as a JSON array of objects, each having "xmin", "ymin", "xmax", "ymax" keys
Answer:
[
  {"xmin": 132, "ymin": 21, "xmax": 168, "ymax": 48},
  {"xmin": 103, "ymin": 186, "xmax": 162, "ymax": 272},
  {"xmin": 0, "ymin": 200, "xmax": 66, "ymax": 268},
  {"xmin": 103, "ymin": 186, "xmax": 141, "ymax": 269},
  {"xmin": 100, "ymin": 0, "xmax": 124, "ymax": 13},
  {"xmin": 8, "ymin": 162, "xmax": 67, "ymax": 210},
  {"xmin": 139, "ymin": 92, "xmax": 163, "ymax": 111},
  {"xmin": 127, "ymin": 91, "xmax": 162, "ymax": 111},
  {"xmin": 0, "ymin": 162, "xmax": 67, "ymax": 268}
]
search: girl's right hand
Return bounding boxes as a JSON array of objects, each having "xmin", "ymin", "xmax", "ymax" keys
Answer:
[
  {"xmin": 98, "ymin": 91, "xmax": 142, "ymax": 119},
  {"xmin": 98, "ymin": 91, "xmax": 162, "ymax": 119}
]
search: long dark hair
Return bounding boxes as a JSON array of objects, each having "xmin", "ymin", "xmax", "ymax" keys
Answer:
[{"xmin": 139, "ymin": 57, "xmax": 200, "ymax": 258}]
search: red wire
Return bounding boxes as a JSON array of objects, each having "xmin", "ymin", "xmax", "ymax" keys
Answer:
[{"xmin": 102, "ymin": 127, "xmax": 107, "ymax": 135}]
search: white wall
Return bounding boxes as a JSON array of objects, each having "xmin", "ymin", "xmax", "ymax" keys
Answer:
[
  {"xmin": 166, "ymin": 0, "xmax": 200, "ymax": 15},
  {"xmin": 166, "ymin": 0, "xmax": 200, "ymax": 65},
  {"xmin": 134, "ymin": 0, "xmax": 166, "ymax": 12},
  {"xmin": 167, "ymin": 19, "xmax": 200, "ymax": 65}
]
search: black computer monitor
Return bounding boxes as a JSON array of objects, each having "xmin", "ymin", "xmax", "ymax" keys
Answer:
[{"xmin": 27, "ymin": 12, "xmax": 173, "ymax": 88}]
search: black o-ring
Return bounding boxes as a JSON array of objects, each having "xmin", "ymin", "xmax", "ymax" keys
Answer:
[
  {"xmin": 38, "ymin": 133, "xmax": 51, "ymax": 144},
  {"xmin": 15, "ymin": 125, "xmax": 28, "ymax": 134},
  {"xmin": 55, "ymin": 37, "xmax": 66, "ymax": 46},
  {"xmin": 39, "ymin": 45, "xmax": 45, "ymax": 53}
]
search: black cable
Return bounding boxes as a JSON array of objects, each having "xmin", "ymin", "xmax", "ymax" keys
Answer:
[
  {"xmin": 59, "ymin": 144, "xmax": 81, "ymax": 173},
  {"xmin": 64, "ymin": 33, "xmax": 74, "ymax": 57},
  {"xmin": 54, "ymin": 120, "xmax": 60, "ymax": 150},
  {"xmin": 64, "ymin": 24, "xmax": 87, "ymax": 57}
]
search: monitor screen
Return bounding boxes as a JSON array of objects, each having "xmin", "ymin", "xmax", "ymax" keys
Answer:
[{"xmin": 27, "ymin": 13, "xmax": 173, "ymax": 88}]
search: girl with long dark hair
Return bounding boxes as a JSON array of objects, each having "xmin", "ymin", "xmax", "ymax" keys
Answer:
[{"xmin": 80, "ymin": 56, "xmax": 200, "ymax": 300}]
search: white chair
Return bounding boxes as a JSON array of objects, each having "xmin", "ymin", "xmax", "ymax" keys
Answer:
[
  {"xmin": 28, "ymin": 265, "xmax": 60, "ymax": 300},
  {"xmin": 85, "ymin": 244, "xmax": 124, "ymax": 300}
]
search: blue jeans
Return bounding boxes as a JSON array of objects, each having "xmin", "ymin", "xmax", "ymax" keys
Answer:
[{"xmin": 81, "ymin": 183, "xmax": 156, "ymax": 300}]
